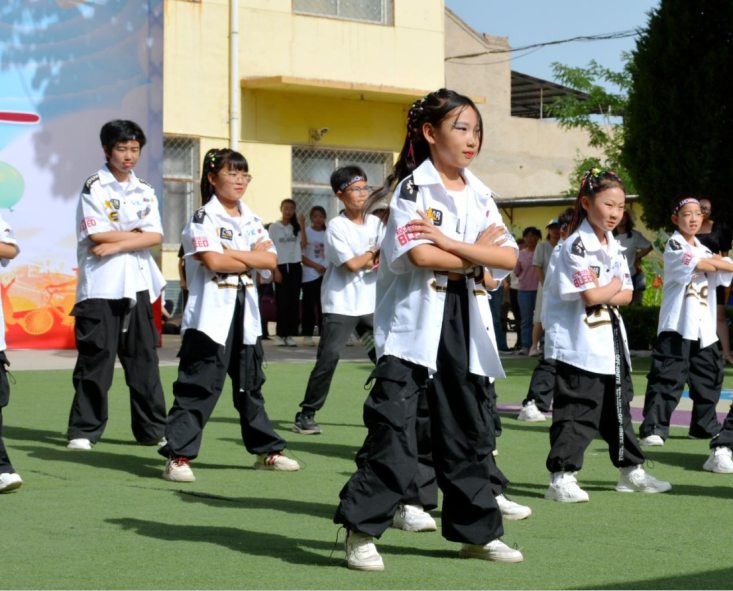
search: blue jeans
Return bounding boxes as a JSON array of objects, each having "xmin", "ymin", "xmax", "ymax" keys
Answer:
[
  {"xmin": 488, "ymin": 285, "xmax": 508, "ymax": 350},
  {"xmin": 518, "ymin": 290, "xmax": 537, "ymax": 350}
]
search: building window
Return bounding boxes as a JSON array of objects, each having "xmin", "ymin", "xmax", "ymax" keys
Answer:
[
  {"xmin": 292, "ymin": 146, "xmax": 393, "ymax": 221},
  {"xmin": 293, "ymin": 0, "xmax": 394, "ymax": 26},
  {"xmin": 163, "ymin": 136, "xmax": 200, "ymax": 250}
]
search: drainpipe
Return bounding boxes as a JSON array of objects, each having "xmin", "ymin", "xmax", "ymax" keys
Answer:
[{"xmin": 230, "ymin": 0, "xmax": 239, "ymax": 150}]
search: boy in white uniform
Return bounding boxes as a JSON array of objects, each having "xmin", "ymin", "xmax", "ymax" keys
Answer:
[
  {"xmin": 639, "ymin": 197, "xmax": 733, "ymax": 449},
  {"xmin": 67, "ymin": 120, "xmax": 167, "ymax": 450},
  {"xmin": 292, "ymin": 167, "xmax": 384, "ymax": 435},
  {"xmin": 0, "ymin": 214, "xmax": 22, "ymax": 492}
]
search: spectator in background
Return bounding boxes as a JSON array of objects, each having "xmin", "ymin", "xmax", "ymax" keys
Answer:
[
  {"xmin": 514, "ymin": 227, "xmax": 541, "ymax": 356},
  {"xmin": 697, "ymin": 197, "xmax": 733, "ymax": 364},
  {"xmin": 613, "ymin": 210, "xmax": 653, "ymax": 306},
  {"xmin": 504, "ymin": 238, "xmax": 524, "ymax": 351},
  {"xmin": 531, "ymin": 219, "xmax": 561, "ymax": 353}
]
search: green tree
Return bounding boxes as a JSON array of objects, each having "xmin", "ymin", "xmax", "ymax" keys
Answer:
[
  {"xmin": 547, "ymin": 59, "xmax": 636, "ymax": 197},
  {"xmin": 623, "ymin": 0, "xmax": 733, "ymax": 230}
]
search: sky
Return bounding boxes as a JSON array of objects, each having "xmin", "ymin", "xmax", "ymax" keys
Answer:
[{"xmin": 445, "ymin": 0, "xmax": 661, "ymax": 88}]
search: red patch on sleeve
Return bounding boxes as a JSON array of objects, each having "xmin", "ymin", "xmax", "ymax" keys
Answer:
[
  {"xmin": 572, "ymin": 269, "xmax": 594, "ymax": 288},
  {"xmin": 79, "ymin": 217, "xmax": 96, "ymax": 233},
  {"xmin": 396, "ymin": 225, "xmax": 421, "ymax": 246},
  {"xmin": 192, "ymin": 236, "xmax": 210, "ymax": 248},
  {"xmin": 682, "ymin": 252, "xmax": 694, "ymax": 266}
]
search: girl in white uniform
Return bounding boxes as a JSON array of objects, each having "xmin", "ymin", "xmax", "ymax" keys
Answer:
[
  {"xmin": 0, "ymin": 214, "xmax": 21, "ymax": 492},
  {"xmin": 160, "ymin": 148, "xmax": 298, "ymax": 482},
  {"xmin": 334, "ymin": 89, "xmax": 523, "ymax": 570},
  {"xmin": 638, "ymin": 197, "xmax": 733, "ymax": 453},
  {"xmin": 298, "ymin": 206, "xmax": 327, "ymax": 347},
  {"xmin": 543, "ymin": 168, "xmax": 671, "ymax": 502},
  {"xmin": 67, "ymin": 120, "xmax": 167, "ymax": 450}
]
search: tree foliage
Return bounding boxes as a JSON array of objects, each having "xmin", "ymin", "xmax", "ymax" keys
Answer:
[
  {"xmin": 546, "ymin": 59, "xmax": 636, "ymax": 197},
  {"xmin": 622, "ymin": 0, "xmax": 733, "ymax": 230}
]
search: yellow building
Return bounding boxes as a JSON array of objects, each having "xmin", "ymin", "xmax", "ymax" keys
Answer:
[{"xmin": 162, "ymin": 0, "xmax": 445, "ymax": 285}]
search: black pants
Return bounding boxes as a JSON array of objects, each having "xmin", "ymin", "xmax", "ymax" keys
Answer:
[
  {"xmin": 640, "ymin": 332, "xmax": 723, "ymax": 440},
  {"xmin": 299, "ymin": 313, "xmax": 377, "ymax": 414},
  {"xmin": 523, "ymin": 352, "xmax": 556, "ymax": 412},
  {"xmin": 711, "ymin": 405, "xmax": 733, "ymax": 451},
  {"xmin": 160, "ymin": 290, "xmax": 286, "ymax": 461},
  {"xmin": 0, "ymin": 352, "xmax": 13, "ymax": 473},
  {"xmin": 509, "ymin": 287, "xmax": 522, "ymax": 348},
  {"xmin": 275, "ymin": 263, "xmax": 302, "ymax": 338},
  {"xmin": 335, "ymin": 281, "xmax": 503, "ymax": 545},
  {"xmin": 546, "ymin": 359, "xmax": 645, "ymax": 473},
  {"xmin": 67, "ymin": 291, "xmax": 167, "ymax": 443},
  {"xmin": 301, "ymin": 276, "xmax": 323, "ymax": 337}
]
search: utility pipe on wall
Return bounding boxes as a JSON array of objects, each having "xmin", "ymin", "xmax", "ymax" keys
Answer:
[{"xmin": 230, "ymin": 0, "xmax": 239, "ymax": 150}]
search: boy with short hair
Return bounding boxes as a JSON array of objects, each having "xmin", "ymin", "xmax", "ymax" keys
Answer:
[
  {"xmin": 66, "ymin": 119, "xmax": 167, "ymax": 450},
  {"xmin": 292, "ymin": 166, "xmax": 384, "ymax": 435}
]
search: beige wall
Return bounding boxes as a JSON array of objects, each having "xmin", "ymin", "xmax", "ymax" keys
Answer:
[{"xmin": 444, "ymin": 11, "xmax": 595, "ymax": 200}]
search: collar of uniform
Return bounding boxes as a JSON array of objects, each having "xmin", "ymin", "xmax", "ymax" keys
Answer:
[
  {"xmin": 98, "ymin": 165, "xmax": 141, "ymax": 191},
  {"xmin": 206, "ymin": 195, "xmax": 241, "ymax": 219},
  {"xmin": 670, "ymin": 230, "xmax": 702, "ymax": 250},
  {"xmin": 578, "ymin": 218, "xmax": 620, "ymax": 256},
  {"xmin": 411, "ymin": 159, "xmax": 492, "ymax": 203}
]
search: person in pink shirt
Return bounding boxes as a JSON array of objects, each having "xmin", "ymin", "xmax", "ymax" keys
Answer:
[{"xmin": 514, "ymin": 227, "xmax": 541, "ymax": 355}]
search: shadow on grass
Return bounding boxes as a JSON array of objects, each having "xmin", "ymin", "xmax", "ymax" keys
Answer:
[
  {"xmin": 4, "ymin": 424, "xmax": 133, "ymax": 447},
  {"xmin": 578, "ymin": 565, "xmax": 733, "ymax": 590},
  {"xmin": 106, "ymin": 517, "xmax": 457, "ymax": 565},
  {"xmin": 217, "ymin": 437, "xmax": 361, "ymax": 462}
]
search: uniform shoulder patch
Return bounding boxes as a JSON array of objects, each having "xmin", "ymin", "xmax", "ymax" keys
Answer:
[
  {"xmin": 667, "ymin": 239, "xmax": 682, "ymax": 252},
  {"xmin": 192, "ymin": 207, "xmax": 207, "ymax": 225},
  {"xmin": 571, "ymin": 236, "xmax": 586, "ymax": 257},
  {"xmin": 82, "ymin": 174, "xmax": 100, "ymax": 195},
  {"xmin": 399, "ymin": 175, "xmax": 418, "ymax": 202},
  {"xmin": 138, "ymin": 177, "xmax": 154, "ymax": 189}
]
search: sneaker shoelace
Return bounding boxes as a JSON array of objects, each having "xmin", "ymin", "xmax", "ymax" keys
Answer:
[
  {"xmin": 172, "ymin": 457, "xmax": 190, "ymax": 470},
  {"xmin": 265, "ymin": 453, "xmax": 284, "ymax": 465}
]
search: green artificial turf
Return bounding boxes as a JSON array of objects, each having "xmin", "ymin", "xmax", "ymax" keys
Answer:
[{"xmin": 1, "ymin": 357, "xmax": 732, "ymax": 589}]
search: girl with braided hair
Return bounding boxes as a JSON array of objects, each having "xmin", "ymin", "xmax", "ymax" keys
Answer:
[
  {"xmin": 542, "ymin": 168, "xmax": 671, "ymax": 502},
  {"xmin": 334, "ymin": 89, "xmax": 524, "ymax": 570}
]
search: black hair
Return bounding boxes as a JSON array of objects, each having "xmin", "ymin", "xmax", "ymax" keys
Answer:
[
  {"xmin": 330, "ymin": 166, "xmax": 368, "ymax": 194},
  {"xmin": 612, "ymin": 209, "xmax": 636, "ymax": 238},
  {"xmin": 280, "ymin": 198, "xmax": 300, "ymax": 237},
  {"xmin": 309, "ymin": 205, "xmax": 327, "ymax": 229},
  {"xmin": 566, "ymin": 168, "xmax": 626, "ymax": 236},
  {"xmin": 200, "ymin": 148, "xmax": 249, "ymax": 205},
  {"xmin": 363, "ymin": 89, "xmax": 483, "ymax": 214},
  {"xmin": 523, "ymin": 226, "xmax": 542, "ymax": 239},
  {"xmin": 100, "ymin": 120, "xmax": 146, "ymax": 161},
  {"xmin": 558, "ymin": 208, "xmax": 575, "ymax": 233}
]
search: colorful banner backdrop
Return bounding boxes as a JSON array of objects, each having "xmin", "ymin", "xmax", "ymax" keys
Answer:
[{"xmin": 0, "ymin": 0, "xmax": 164, "ymax": 348}]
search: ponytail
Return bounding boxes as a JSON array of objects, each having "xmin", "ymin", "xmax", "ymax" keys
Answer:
[
  {"xmin": 280, "ymin": 198, "xmax": 300, "ymax": 237},
  {"xmin": 200, "ymin": 148, "xmax": 249, "ymax": 205}
]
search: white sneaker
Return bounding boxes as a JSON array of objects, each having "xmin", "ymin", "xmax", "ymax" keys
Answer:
[
  {"xmin": 517, "ymin": 400, "xmax": 546, "ymax": 423},
  {"xmin": 639, "ymin": 435, "xmax": 665, "ymax": 447},
  {"xmin": 459, "ymin": 539, "xmax": 523, "ymax": 563},
  {"xmin": 157, "ymin": 437, "xmax": 167, "ymax": 447},
  {"xmin": 303, "ymin": 336, "xmax": 315, "ymax": 347},
  {"xmin": 391, "ymin": 504, "xmax": 437, "ymax": 532},
  {"xmin": 702, "ymin": 446, "xmax": 733, "ymax": 474},
  {"xmin": 275, "ymin": 336, "xmax": 287, "ymax": 347},
  {"xmin": 0, "ymin": 473, "xmax": 23, "ymax": 493},
  {"xmin": 345, "ymin": 530, "xmax": 384, "ymax": 571},
  {"xmin": 616, "ymin": 466, "xmax": 671, "ymax": 493},
  {"xmin": 67, "ymin": 438, "xmax": 92, "ymax": 450},
  {"xmin": 162, "ymin": 458, "xmax": 196, "ymax": 482},
  {"xmin": 492, "ymin": 448, "xmax": 499, "ymax": 457},
  {"xmin": 253, "ymin": 452, "xmax": 300, "ymax": 471},
  {"xmin": 495, "ymin": 494, "xmax": 532, "ymax": 521},
  {"xmin": 285, "ymin": 336, "xmax": 297, "ymax": 347},
  {"xmin": 545, "ymin": 471, "xmax": 589, "ymax": 503},
  {"xmin": 528, "ymin": 347, "xmax": 539, "ymax": 357},
  {"xmin": 138, "ymin": 437, "xmax": 167, "ymax": 447}
]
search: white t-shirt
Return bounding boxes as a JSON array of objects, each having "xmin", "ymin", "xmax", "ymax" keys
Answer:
[
  {"xmin": 302, "ymin": 227, "xmax": 326, "ymax": 283},
  {"xmin": 544, "ymin": 218, "xmax": 634, "ymax": 375},
  {"xmin": 656, "ymin": 231, "xmax": 733, "ymax": 347},
  {"xmin": 0, "ymin": 213, "xmax": 20, "ymax": 351},
  {"xmin": 268, "ymin": 221, "xmax": 302, "ymax": 264},
  {"xmin": 181, "ymin": 196, "xmax": 276, "ymax": 346},
  {"xmin": 75, "ymin": 165, "xmax": 166, "ymax": 305},
  {"xmin": 321, "ymin": 214, "xmax": 385, "ymax": 316}
]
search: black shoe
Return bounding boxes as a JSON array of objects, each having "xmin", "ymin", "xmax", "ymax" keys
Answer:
[{"xmin": 292, "ymin": 412, "xmax": 322, "ymax": 435}]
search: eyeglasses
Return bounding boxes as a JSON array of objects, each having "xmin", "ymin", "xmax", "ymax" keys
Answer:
[
  {"xmin": 345, "ymin": 186, "xmax": 373, "ymax": 194},
  {"xmin": 220, "ymin": 172, "xmax": 253, "ymax": 183}
]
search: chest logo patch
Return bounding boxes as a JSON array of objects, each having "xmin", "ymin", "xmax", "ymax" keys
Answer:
[
  {"xmin": 108, "ymin": 211, "xmax": 119, "ymax": 222},
  {"xmin": 591, "ymin": 265, "xmax": 601, "ymax": 276},
  {"xmin": 220, "ymin": 228, "xmax": 234, "ymax": 241},
  {"xmin": 136, "ymin": 206, "xmax": 151, "ymax": 219},
  {"xmin": 105, "ymin": 199, "xmax": 120, "ymax": 210},
  {"xmin": 426, "ymin": 208, "xmax": 443, "ymax": 226}
]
